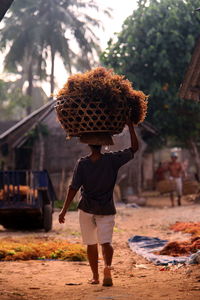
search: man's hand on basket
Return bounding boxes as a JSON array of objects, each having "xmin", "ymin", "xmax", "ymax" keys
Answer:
[
  {"xmin": 58, "ymin": 211, "xmax": 66, "ymax": 224},
  {"xmin": 126, "ymin": 118, "xmax": 138, "ymax": 128},
  {"xmin": 126, "ymin": 118, "xmax": 139, "ymax": 153},
  {"xmin": 126, "ymin": 118, "xmax": 133, "ymax": 127}
]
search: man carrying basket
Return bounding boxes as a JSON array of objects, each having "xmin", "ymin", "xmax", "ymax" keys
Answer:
[{"xmin": 58, "ymin": 121, "xmax": 138, "ymax": 286}]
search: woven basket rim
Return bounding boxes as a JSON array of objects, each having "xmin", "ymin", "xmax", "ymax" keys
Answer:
[
  {"xmin": 55, "ymin": 98, "xmax": 127, "ymax": 106},
  {"xmin": 68, "ymin": 129, "xmax": 123, "ymax": 137},
  {"xmin": 55, "ymin": 97, "xmax": 126, "ymax": 138}
]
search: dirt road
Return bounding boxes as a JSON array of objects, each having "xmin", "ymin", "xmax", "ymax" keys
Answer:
[{"xmin": 0, "ymin": 195, "xmax": 200, "ymax": 300}]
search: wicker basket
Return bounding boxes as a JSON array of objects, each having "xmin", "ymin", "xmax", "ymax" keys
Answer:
[
  {"xmin": 55, "ymin": 97, "xmax": 127, "ymax": 140},
  {"xmin": 183, "ymin": 180, "xmax": 199, "ymax": 195},
  {"xmin": 156, "ymin": 179, "xmax": 176, "ymax": 194},
  {"xmin": 55, "ymin": 67, "xmax": 148, "ymax": 145}
]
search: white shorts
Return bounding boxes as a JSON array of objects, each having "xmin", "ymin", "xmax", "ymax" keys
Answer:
[
  {"xmin": 170, "ymin": 177, "xmax": 183, "ymax": 196},
  {"xmin": 78, "ymin": 209, "xmax": 115, "ymax": 245}
]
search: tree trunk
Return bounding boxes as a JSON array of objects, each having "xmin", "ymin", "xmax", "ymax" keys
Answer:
[
  {"xmin": 135, "ymin": 135, "xmax": 147, "ymax": 195},
  {"xmin": 127, "ymin": 129, "xmax": 146, "ymax": 195},
  {"xmin": 188, "ymin": 139, "xmax": 200, "ymax": 181},
  {"xmin": 59, "ymin": 169, "xmax": 66, "ymax": 201},
  {"xmin": 67, "ymin": 60, "xmax": 72, "ymax": 75},
  {"xmin": 26, "ymin": 61, "xmax": 33, "ymax": 115},
  {"xmin": 50, "ymin": 47, "xmax": 55, "ymax": 97}
]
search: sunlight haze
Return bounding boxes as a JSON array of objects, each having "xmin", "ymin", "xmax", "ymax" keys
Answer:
[{"xmin": 53, "ymin": 0, "xmax": 138, "ymax": 95}]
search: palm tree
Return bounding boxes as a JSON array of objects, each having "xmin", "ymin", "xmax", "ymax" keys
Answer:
[
  {"xmin": 1, "ymin": 1, "xmax": 47, "ymax": 113},
  {"xmin": 33, "ymin": 0, "xmax": 108, "ymax": 94},
  {"xmin": 0, "ymin": 0, "xmax": 109, "ymax": 106}
]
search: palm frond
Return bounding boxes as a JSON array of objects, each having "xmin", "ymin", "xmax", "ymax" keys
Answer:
[{"xmin": 1, "ymin": 0, "xmax": 111, "ymax": 93}]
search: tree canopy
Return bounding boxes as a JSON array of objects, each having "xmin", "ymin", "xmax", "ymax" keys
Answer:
[
  {"xmin": 0, "ymin": 79, "xmax": 31, "ymax": 120},
  {"xmin": 101, "ymin": 0, "xmax": 200, "ymax": 146},
  {"xmin": 101, "ymin": 0, "xmax": 200, "ymax": 177}
]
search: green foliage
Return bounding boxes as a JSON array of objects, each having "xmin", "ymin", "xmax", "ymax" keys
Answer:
[
  {"xmin": 101, "ymin": 0, "xmax": 200, "ymax": 150},
  {"xmin": 25, "ymin": 124, "xmax": 49, "ymax": 147},
  {"xmin": 55, "ymin": 200, "xmax": 78, "ymax": 211},
  {"xmin": 0, "ymin": 79, "xmax": 8, "ymax": 100},
  {"xmin": 0, "ymin": 79, "xmax": 31, "ymax": 120},
  {"xmin": 54, "ymin": 200, "xmax": 64, "ymax": 209}
]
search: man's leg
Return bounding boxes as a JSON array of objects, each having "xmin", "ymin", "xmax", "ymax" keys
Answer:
[
  {"xmin": 95, "ymin": 214, "xmax": 115, "ymax": 286},
  {"xmin": 79, "ymin": 210, "xmax": 99, "ymax": 284},
  {"xmin": 101, "ymin": 243, "xmax": 114, "ymax": 286},
  {"xmin": 87, "ymin": 244, "xmax": 99, "ymax": 284},
  {"xmin": 101, "ymin": 242, "xmax": 113, "ymax": 266},
  {"xmin": 176, "ymin": 178, "xmax": 182, "ymax": 206}
]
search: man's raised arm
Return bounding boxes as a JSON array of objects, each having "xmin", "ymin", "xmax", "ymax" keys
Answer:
[{"xmin": 127, "ymin": 121, "xmax": 139, "ymax": 153}]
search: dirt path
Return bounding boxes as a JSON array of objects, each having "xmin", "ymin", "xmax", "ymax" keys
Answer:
[{"xmin": 0, "ymin": 195, "xmax": 200, "ymax": 300}]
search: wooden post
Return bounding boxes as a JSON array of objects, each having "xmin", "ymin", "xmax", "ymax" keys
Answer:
[
  {"xmin": 59, "ymin": 169, "xmax": 65, "ymax": 201},
  {"xmin": 38, "ymin": 130, "xmax": 45, "ymax": 171}
]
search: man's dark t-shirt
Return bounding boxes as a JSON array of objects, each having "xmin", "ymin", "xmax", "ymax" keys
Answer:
[{"xmin": 70, "ymin": 148, "xmax": 134, "ymax": 215}]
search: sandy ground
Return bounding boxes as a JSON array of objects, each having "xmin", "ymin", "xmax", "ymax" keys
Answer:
[{"xmin": 0, "ymin": 194, "xmax": 200, "ymax": 300}]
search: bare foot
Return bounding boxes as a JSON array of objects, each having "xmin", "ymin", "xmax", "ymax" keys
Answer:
[
  {"xmin": 88, "ymin": 278, "xmax": 99, "ymax": 285},
  {"xmin": 103, "ymin": 266, "xmax": 113, "ymax": 287},
  {"xmin": 88, "ymin": 273, "xmax": 99, "ymax": 285}
]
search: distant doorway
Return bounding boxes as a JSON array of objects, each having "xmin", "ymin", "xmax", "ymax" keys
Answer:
[{"xmin": 15, "ymin": 147, "xmax": 32, "ymax": 170}]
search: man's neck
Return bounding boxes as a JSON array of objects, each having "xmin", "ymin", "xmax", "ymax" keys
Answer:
[{"xmin": 89, "ymin": 151, "xmax": 102, "ymax": 161}]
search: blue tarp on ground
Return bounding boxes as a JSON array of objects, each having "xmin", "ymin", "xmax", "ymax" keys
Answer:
[{"xmin": 128, "ymin": 235, "xmax": 188, "ymax": 265}]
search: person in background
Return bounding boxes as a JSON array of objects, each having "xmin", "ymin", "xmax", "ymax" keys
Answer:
[
  {"xmin": 155, "ymin": 162, "xmax": 166, "ymax": 182},
  {"xmin": 58, "ymin": 121, "xmax": 138, "ymax": 286},
  {"xmin": 168, "ymin": 152, "xmax": 184, "ymax": 207}
]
